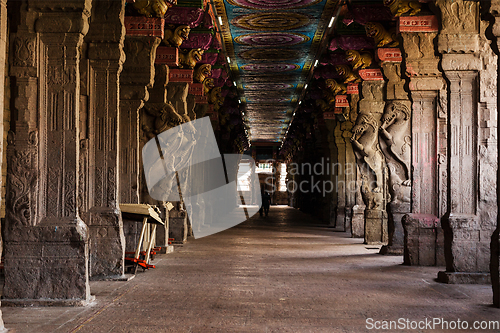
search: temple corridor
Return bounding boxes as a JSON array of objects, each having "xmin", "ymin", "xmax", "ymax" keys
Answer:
[{"xmin": 2, "ymin": 206, "xmax": 497, "ymax": 332}]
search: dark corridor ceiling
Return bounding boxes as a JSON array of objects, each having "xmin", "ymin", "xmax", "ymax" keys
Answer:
[{"xmin": 213, "ymin": 0, "xmax": 340, "ymax": 143}]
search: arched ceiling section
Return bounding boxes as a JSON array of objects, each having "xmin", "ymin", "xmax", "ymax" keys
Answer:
[{"xmin": 213, "ymin": 0, "xmax": 341, "ymax": 143}]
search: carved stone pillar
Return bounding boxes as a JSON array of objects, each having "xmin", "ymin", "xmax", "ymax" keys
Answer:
[
  {"xmin": 325, "ymin": 120, "xmax": 338, "ymax": 227},
  {"xmin": 436, "ymin": 0, "xmax": 498, "ymax": 284},
  {"xmin": 4, "ymin": 0, "xmax": 92, "ymax": 304},
  {"xmin": 400, "ymin": 24, "xmax": 447, "ymax": 266},
  {"xmin": 0, "ymin": 0, "xmax": 6, "ymax": 326},
  {"xmin": 119, "ymin": 35, "xmax": 160, "ymax": 204},
  {"xmin": 490, "ymin": 0, "xmax": 500, "ymax": 307},
  {"xmin": 351, "ymin": 81, "xmax": 388, "ymax": 245},
  {"xmin": 81, "ymin": 0, "xmax": 127, "ymax": 280},
  {"xmin": 379, "ymin": 53, "xmax": 411, "ymax": 255}
]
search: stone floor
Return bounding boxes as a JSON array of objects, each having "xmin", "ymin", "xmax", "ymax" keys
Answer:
[{"xmin": 2, "ymin": 206, "xmax": 499, "ymax": 332}]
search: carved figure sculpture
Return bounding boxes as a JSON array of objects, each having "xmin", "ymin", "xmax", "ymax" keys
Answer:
[
  {"xmin": 133, "ymin": 0, "xmax": 176, "ymax": 18},
  {"xmin": 163, "ymin": 25, "xmax": 190, "ymax": 48},
  {"xmin": 379, "ymin": 101, "xmax": 411, "ymax": 186},
  {"xmin": 345, "ymin": 50, "xmax": 372, "ymax": 70},
  {"xmin": 360, "ymin": 173, "xmax": 384, "ymax": 210},
  {"xmin": 350, "ymin": 112, "xmax": 385, "ymax": 193},
  {"xmin": 365, "ymin": 22, "xmax": 399, "ymax": 48},
  {"xmin": 322, "ymin": 79, "xmax": 347, "ymax": 107},
  {"xmin": 203, "ymin": 78, "xmax": 214, "ymax": 96},
  {"xmin": 179, "ymin": 48, "xmax": 204, "ymax": 69},
  {"xmin": 384, "ymin": 0, "xmax": 421, "ymax": 17},
  {"xmin": 194, "ymin": 64, "xmax": 212, "ymax": 83},
  {"xmin": 143, "ymin": 102, "xmax": 184, "ymax": 136},
  {"xmin": 315, "ymin": 99, "xmax": 329, "ymax": 112},
  {"xmin": 336, "ymin": 65, "xmax": 362, "ymax": 83},
  {"xmin": 208, "ymin": 87, "xmax": 224, "ymax": 110}
]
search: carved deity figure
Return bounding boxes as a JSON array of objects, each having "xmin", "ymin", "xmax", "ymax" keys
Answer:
[
  {"xmin": 384, "ymin": 0, "xmax": 421, "ymax": 17},
  {"xmin": 365, "ymin": 22, "xmax": 399, "ymax": 48},
  {"xmin": 194, "ymin": 64, "xmax": 212, "ymax": 83},
  {"xmin": 379, "ymin": 101, "xmax": 411, "ymax": 186},
  {"xmin": 163, "ymin": 25, "xmax": 191, "ymax": 48},
  {"xmin": 133, "ymin": 0, "xmax": 176, "ymax": 18},
  {"xmin": 336, "ymin": 65, "xmax": 362, "ymax": 84},
  {"xmin": 350, "ymin": 112, "xmax": 385, "ymax": 194},
  {"xmin": 179, "ymin": 48, "xmax": 204, "ymax": 69},
  {"xmin": 346, "ymin": 50, "xmax": 372, "ymax": 70}
]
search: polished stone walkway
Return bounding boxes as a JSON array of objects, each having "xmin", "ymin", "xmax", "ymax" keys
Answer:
[{"xmin": 2, "ymin": 206, "xmax": 499, "ymax": 332}]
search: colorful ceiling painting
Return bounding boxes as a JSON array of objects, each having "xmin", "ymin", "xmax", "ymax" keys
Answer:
[{"xmin": 213, "ymin": 0, "xmax": 339, "ymax": 142}]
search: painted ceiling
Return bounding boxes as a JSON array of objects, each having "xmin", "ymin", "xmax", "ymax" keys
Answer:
[{"xmin": 213, "ymin": 0, "xmax": 340, "ymax": 142}]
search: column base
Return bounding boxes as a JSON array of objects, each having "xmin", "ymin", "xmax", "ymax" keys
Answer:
[
  {"xmin": 169, "ymin": 213, "xmax": 188, "ymax": 244},
  {"xmin": 379, "ymin": 245, "xmax": 404, "ymax": 255},
  {"xmin": 1, "ymin": 295, "xmax": 96, "ymax": 307},
  {"xmin": 437, "ymin": 271, "xmax": 491, "ymax": 284},
  {"xmin": 351, "ymin": 205, "xmax": 365, "ymax": 238},
  {"xmin": 364, "ymin": 209, "xmax": 388, "ymax": 245},
  {"xmin": 403, "ymin": 214, "xmax": 445, "ymax": 266}
]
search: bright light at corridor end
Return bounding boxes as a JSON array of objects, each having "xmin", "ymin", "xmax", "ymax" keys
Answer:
[{"xmin": 218, "ymin": 16, "xmax": 223, "ymax": 26}]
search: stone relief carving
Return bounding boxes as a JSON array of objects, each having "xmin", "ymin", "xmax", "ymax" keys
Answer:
[
  {"xmin": 322, "ymin": 79, "xmax": 346, "ymax": 108},
  {"xmin": 350, "ymin": 111, "xmax": 385, "ymax": 194},
  {"xmin": 365, "ymin": 22, "xmax": 399, "ymax": 48},
  {"xmin": 143, "ymin": 102, "xmax": 184, "ymax": 138},
  {"xmin": 179, "ymin": 48, "xmax": 204, "ymax": 69},
  {"xmin": 6, "ymin": 131, "xmax": 38, "ymax": 227},
  {"xmin": 13, "ymin": 36, "xmax": 36, "ymax": 67},
  {"xmin": 345, "ymin": 50, "xmax": 372, "ymax": 70},
  {"xmin": 380, "ymin": 101, "xmax": 411, "ymax": 185},
  {"xmin": 383, "ymin": 0, "xmax": 421, "ymax": 17},
  {"xmin": 163, "ymin": 25, "xmax": 190, "ymax": 48},
  {"xmin": 203, "ymin": 78, "xmax": 214, "ymax": 96},
  {"xmin": 435, "ymin": 0, "xmax": 478, "ymax": 34}
]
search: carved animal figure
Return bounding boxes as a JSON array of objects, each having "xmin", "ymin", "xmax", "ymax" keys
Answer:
[
  {"xmin": 203, "ymin": 78, "xmax": 214, "ymax": 96},
  {"xmin": 163, "ymin": 25, "xmax": 190, "ymax": 48},
  {"xmin": 365, "ymin": 22, "xmax": 399, "ymax": 48},
  {"xmin": 387, "ymin": 165, "xmax": 411, "ymax": 203},
  {"xmin": 133, "ymin": 0, "xmax": 176, "ymax": 18},
  {"xmin": 179, "ymin": 48, "xmax": 204, "ymax": 69},
  {"xmin": 322, "ymin": 79, "xmax": 347, "ymax": 107},
  {"xmin": 360, "ymin": 174, "xmax": 384, "ymax": 210},
  {"xmin": 345, "ymin": 50, "xmax": 372, "ymax": 70},
  {"xmin": 379, "ymin": 101, "xmax": 411, "ymax": 186},
  {"xmin": 350, "ymin": 112, "xmax": 385, "ymax": 193},
  {"xmin": 384, "ymin": 0, "xmax": 421, "ymax": 17},
  {"xmin": 194, "ymin": 64, "xmax": 212, "ymax": 83},
  {"xmin": 336, "ymin": 65, "xmax": 361, "ymax": 84},
  {"xmin": 144, "ymin": 102, "xmax": 184, "ymax": 135},
  {"xmin": 315, "ymin": 99, "xmax": 329, "ymax": 112}
]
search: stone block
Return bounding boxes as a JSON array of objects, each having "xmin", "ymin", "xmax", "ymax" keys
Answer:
[
  {"xmin": 3, "ymin": 222, "xmax": 91, "ymax": 304},
  {"xmin": 403, "ymin": 214, "xmax": 444, "ymax": 266},
  {"xmin": 351, "ymin": 205, "xmax": 364, "ymax": 238},
  {"xmin": 169, "ymin": 215, "xmax": 188, "ymax": 244},
  {"xmin": 364, "ymin": 209, "xmax": 388, "ymax": 245}
]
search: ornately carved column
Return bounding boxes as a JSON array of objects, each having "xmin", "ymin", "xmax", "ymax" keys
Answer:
[
  {"xmin": 490, "ymin": 0, "xmax": 500, "ymax": 308},
  {"xmin": 332, "ymin": 121, "xmax": 346, "ymax": 229},
  {"xmin": 5, "ymin": 0, "xmax": 92, "ymax": 304},
  {"xmin": 83, "ymin": 0, "xmax": 126, "ymax": 280},
  {"xmin": 0, "ymin": 0, "xmax": 6, "ymax": 327},
  {"xmin": 399, "ymin": 16, "xmax": 447, "ymax": 267},
  {"xmin": 436, "ymin": 0, "xmax": 498, "ymax": 284},
  {"xmin": 378, "ymin": 49, "xmax": 411, "ymax": 255},
  {"xmin": 351, "ymin": 80, "xmax": 388, "ymax": 245},
  {"xmin": 119, "ymin": 35, "xmax": 160, "ymax": 203}
]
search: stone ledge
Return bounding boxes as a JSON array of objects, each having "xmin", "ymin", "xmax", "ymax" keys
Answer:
[
  {"xmin": 1, "ymin": 295, "xmax": 96, "ymax": 307},
  {"xmin": 379, "ymin": 245, "xmax": 404, "ymax": 255},
  {"xmin": 437, "ymin": 271, "xmax": 491, "ymax": 285}
]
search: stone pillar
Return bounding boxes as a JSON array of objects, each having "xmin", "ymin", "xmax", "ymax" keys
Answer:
[
  {"xmin": 0, "ymin": 0, "xmax": 6, "ymax": 327},
  {"xmin": 435, "ymin": 0, "xmax": 498, "ymax": 284},
  {"xmin": 400, "ymin": 20, "xmax": 447, "ymax": 266},
  {"xmin": 379, "ymin": 52, "xmax": 412, "ymax": 255},
  {"xmin": 351, "ymin": 80, "xmax": 388, "ymax": 245},
  {"xmin": 489, "ymin": 0, "xmax": 500, "ymax": 307},
  {"xmin": 4, "ymin": 0, "xmax": 92, "ymax": 304},
  {"xmin": 82, "ymin": 0, "xmax": 127, "ymax": 280},
  {"xmin": 119, "ymin": 35, "xmax": 160, "ymax": 204}
]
